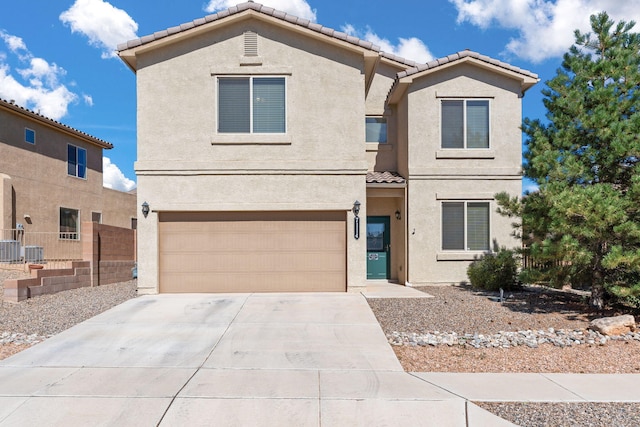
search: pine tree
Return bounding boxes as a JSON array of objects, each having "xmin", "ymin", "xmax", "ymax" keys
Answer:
[{"xmin": 501, "ymin": 12, "xmax": 640, "ymax": 309}]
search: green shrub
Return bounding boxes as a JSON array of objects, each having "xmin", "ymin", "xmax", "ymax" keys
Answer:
[{"xmin": 467, "ymin": 248, "xmax": 519, "ymax": 291}]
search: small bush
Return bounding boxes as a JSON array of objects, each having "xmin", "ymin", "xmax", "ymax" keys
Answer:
[{"xmin": 467, "ymin": 248, "xmax": 519, "ymax": 291}]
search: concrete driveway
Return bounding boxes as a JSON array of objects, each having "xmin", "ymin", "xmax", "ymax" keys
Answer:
[{"xmin": 0, "ymin": 292, "xmax": 510, "ymax": 426}]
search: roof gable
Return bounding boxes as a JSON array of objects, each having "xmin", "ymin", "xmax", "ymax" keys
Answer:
[
  {"xmin": 387, "ymin": 50, "xmax": 539, "ymax": 104},
  {"xmin": 117, "ymin": 1, "xmax": 417, "ymax": 72}
]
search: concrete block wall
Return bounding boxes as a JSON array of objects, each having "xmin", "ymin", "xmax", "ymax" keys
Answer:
[
  {"xmin": 82, "ymin": 222, "xmax": 135, "ymax": 287},
  {"xmin": 3, "ymin": 223, "xmax": 135, "ymax": 302},
  {"xmin": 4, "ymin": 261, "xmax": 91, "ymax": 302}
]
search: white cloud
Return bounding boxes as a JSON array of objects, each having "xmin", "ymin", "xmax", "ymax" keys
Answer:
[
  {"xmin": 342, "ymin": 25, "xmax": 434, "ymax": 63},
  {"xmin": 450, "ymin": 0, "xmax": 640, "ymax": 63},
  {"xmin": 60, "ymin": 0, "xmax": 138, "ymax": 59},
  {"xmin": 83, "ymin": 94, "xmax": 94, "ymax": 106},
  {"xmin": 204, "ymin": 0, "xmax": 317, "ymax": 22},
  {"xmin": 103, "ymin": 157, "xmax": 136, "ymax": 192},
  {"xmin": 0, "ymin": 33, "xmax": 79, "ymax": 120},
  {"xmin": 0, "ymin": 31, "xmax": 27, "ymax": 54}
]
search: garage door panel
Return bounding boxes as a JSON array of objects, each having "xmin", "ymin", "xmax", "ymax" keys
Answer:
[
  {"xmin": 160, "ymin": 229, "xmax": 343, "ymax": 253},
  {"xmin": 159, "ymin": 211, "xmax": 346, "ymax": 293},
  {"xmin": 160, "ymin": 251, "xmax": 345, "ymax": 273}
]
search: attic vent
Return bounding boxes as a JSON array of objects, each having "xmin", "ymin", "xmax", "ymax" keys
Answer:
[{"xmin": 244, "ymin": 31, "xmax": 258, "ymax": 57}]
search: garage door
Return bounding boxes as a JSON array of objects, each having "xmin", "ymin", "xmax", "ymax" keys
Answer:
[{"xmin": 159, "ymin": 211, "xmax": 346, "ymax": 293}]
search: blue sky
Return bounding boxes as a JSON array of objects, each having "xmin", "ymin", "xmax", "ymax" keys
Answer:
[{"xmin": 1, "ymin": 0, "xmax": 638, "ymax": 192}]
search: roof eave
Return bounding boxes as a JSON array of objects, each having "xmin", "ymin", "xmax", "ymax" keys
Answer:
[
  {"xmin": 117, "ymin": 9, "xmax": 386, "ymax": 72},
  {"xmin": 0, "ymin": 100, "xmax": 113, "ymax": 149}
]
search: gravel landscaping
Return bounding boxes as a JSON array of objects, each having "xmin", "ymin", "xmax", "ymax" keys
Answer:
[
  {"xmin": 0, "ymin": 268, "xmax": 137, "ymax": 360},
  {"xmin": 367, "ymin": 284, "xmax": 640, "ymax": 427},
  {"xmin": 2, "ymin": 269, "xmax": 640, "ymax": 426}
]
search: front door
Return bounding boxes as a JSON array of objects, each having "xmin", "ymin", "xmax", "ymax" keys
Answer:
[{"xmin": 367, "ymin": 216, "xmax": 390, "ymax": 279}]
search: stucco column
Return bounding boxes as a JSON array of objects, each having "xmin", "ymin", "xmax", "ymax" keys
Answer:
[{"xmin": 0, "ymin": 174, "xmax": 13, "ymax": 230}]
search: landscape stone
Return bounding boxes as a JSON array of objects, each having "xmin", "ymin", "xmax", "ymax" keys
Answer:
[{"xmin": 589, "ymin": 315, "xmax": 636, "ymax": 336}]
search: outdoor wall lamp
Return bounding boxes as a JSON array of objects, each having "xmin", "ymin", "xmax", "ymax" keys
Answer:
[
  {"xmin": 352, "ymin": 200, "xmax": 361, "ymax": 239},
  {"xmin": 352, "ymin": 200, "xmax": 361, "ymax": 217},
  {"xmin": 141, "ymin": 201, "xmax": 150, "ymax": 218},
  {"xmin": 395, "ymin": 210, "xmax": 401, "ymax": 220}
]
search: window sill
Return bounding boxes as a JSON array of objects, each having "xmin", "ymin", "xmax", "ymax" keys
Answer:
[
  {"xmin": 366, "ymin": 143, "xmax": 392, "ymax": 152},
  {"xmin": 211, "ymin": 134, "xmax": 292, "ymax": 145},
  {"xmin": 437, "ymin": 252, "xmax": 489, "ymax": 261},
  {"xmin": 436, "ymin": 150, "xmax": 495, "ymax": 159}
]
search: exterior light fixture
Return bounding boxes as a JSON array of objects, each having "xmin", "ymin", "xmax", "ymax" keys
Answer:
[
  {"xmin": 141, "ymin": 201, "xmax": 150, "ymax": 218},
  {"xmin": 352, "ymin": 200, "xmax": 361, "ymax": 217},
  {"xmin": 353, "ymin": 200, "xmax": 361, "ymax": 239},
  {"xmin": 395, "ymin": 210, "xmax": 401, "ymax": 220}
]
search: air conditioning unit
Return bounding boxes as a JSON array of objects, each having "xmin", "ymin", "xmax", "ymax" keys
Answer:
[
  {"xmin": 24, "ymin": 245, "xmax": 44, "ymax": 263},
  {"xmin": 0, "ymin": 240, "xmax": 21, "ymax": 263}
]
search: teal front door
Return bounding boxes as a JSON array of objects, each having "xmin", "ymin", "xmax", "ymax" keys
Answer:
[{"xmin": 367, "ymin": 216, "xmax": 390, "ymax": 279}]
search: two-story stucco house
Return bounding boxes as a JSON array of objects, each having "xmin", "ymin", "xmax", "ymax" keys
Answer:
[
  {"xmin": 0, "ymin": 98, "xmax": 137, "ymax": 262},
  {"xmin": 118, "ymin": 2, "xmax": 537, "ymax": 295}
]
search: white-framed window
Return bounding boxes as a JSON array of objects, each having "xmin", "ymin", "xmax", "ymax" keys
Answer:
[
  {"xmin": 218, "ymin": 76, "xmax": 286, "ymax": 133},
  {"xmin": 25, "ymin": 128, "xmax": 36, "ymax": 144},
  {"xmin": 442, "ymin": 201, "xmax": 490, "ymax": 251},
  {"xmin": 67, "ymin": 144, "xmax": 87, "ymax": 179},
  {"xmin": 60, "ymin": 207, "xmax": 80, "ymax": 240},
  {"xmin": 441, "ymin": 99, "xmax": 490, "ymax": 149},
  {"xmin": 365, "ymin": 117, "xmax": 387, "ymax": 143}
]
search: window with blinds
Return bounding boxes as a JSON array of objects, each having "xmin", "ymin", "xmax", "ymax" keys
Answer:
[
  {"xmin": 441, "ymin": 100, "xmax": 489, "ymax": 149},
  {"xmin": 218, "ymin": 77, "xmax": 285, "ymax": 133},
  {"xmin": 442, "ymin": 201, "xmax": 490, "ymax": 251}
]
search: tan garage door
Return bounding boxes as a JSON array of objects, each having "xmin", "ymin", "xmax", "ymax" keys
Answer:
[{"xmin": 159, "ymin": 211, "xmax": 346, "ymax": 293}]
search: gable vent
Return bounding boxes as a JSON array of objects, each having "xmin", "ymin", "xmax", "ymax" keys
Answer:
[{"xmin": 244, "ymin": 31, "xmax": 258, "ymax": 57}]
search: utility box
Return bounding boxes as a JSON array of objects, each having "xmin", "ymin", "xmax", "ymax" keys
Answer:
[
  {"xmin": 0, "ymin": 240, "xmax": 21, "ymax": 263},
  {"xmin": 24, "ymin": 245, "xmax": 44, "ymax": 263}
]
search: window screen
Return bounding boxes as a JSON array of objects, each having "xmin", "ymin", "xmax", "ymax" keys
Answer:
[
  {"xmin": 218, "ymin": 77, "xmax": 285, "ymax": 133},
  {"xmin": 442, "ymin": 202, "xmax": 465, "ymax": 250},
  {"xmin": 366, "ymin": 117, "xmax": 387, "ymax": 143}
]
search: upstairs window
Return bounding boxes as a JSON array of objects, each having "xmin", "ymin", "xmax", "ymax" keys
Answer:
[
  {"xmin": 365, "ymin": 117, "xmax": 387, "ymax": 143},
  {"xmin": 60, "ymin": 207, "xmax": 79, "ymax": 240},
  {"xmin": 442, "ymin": 201, "xmax": 490, "ymax": 251},
  {"xmin": 68, "ymin": 144, "xmax": 87, "ymax": 179},
  {"xmin": 218, "ymin": 77, "xmax": 285, "ymax": 133},
  {"xmin": 25, "ymin": 128, "xmax": 36, "ymax": 144},
  {"xmin": 441, "ymin": 100, "xmax": 489, "ymax": 149}
]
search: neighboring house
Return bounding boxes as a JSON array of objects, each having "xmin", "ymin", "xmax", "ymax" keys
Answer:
[
  {"xmin": 0, "ymin": 98, "xmax": 137, "ymax": 262},
  {"xmin": 118, "ymin": 2, "xmax": 538, "ymax": 294}
]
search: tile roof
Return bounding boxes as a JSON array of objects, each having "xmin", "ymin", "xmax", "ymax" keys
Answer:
[
  {"xmin": 397, "ymin": 49, "xmax": 538, "ymax": 80},
  {"xmin": 366, "ymin": 171, "xmax": 406, "ymax": 184},
  {"xmin": 0, "ymin": 98, "xmax": 113, "ymax": 149},
  {"xmin": 116, "ymin": 1, "xmax": 417, "ymax": 67}
]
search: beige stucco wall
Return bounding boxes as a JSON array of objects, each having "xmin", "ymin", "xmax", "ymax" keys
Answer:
[
  {"xmin": 134, "ymin": 18, "xmax": 370, "ymax": 293},
  {"xmin": 102, "ymin": 188, "xmax": 137, "ymax": 229},
  {"xmin": 365, "ymin": 62, "xmax": 400, "ymax": 173},
  {"xmin": 406, "ymin": 63, "xmax": 523, "ymax": 177},
  {"xmin": 401, "ymin": 62, "xmax": 525, "ymax": 285},
  {"xmin": 406, "ymin": 178, "xmax": 521, "ymax": 285},
  {"xmin": 0, "ymin": 108, "xmax": 104, "ymax": 236}
]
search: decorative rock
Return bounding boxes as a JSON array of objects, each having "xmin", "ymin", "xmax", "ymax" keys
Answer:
[
  {"xmin": 589, "ymin": 315, "xmax": 636, "ymax": 336},
  {"xmin": 387, "ymin": 328, "xmax": 640, "ymax": 348}
]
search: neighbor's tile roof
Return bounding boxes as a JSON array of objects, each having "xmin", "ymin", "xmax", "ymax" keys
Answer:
[
  {"xmin": 366, "ymin": 171, "xmax": 406, "ymax": 184},
  {"xmin": 116, "ymin": 1, "xmax": 417, "ymax": 67},
  {"xmin": 0, "ymin": 98, "xmax": 113, "ymax": 149},
  {"xmin": 397, "ymin": 49, "xmax": 538, "ymax": 80}
]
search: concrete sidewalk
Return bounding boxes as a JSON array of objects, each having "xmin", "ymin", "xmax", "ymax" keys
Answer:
[{"xmin": 0, "ymin": 290, "xmax": 638, "ymax": 426}]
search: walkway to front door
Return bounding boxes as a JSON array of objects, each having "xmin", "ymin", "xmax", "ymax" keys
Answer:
[{"xmin": 367, "ymin": 216, "xmax": 390, "ymax": 279}]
